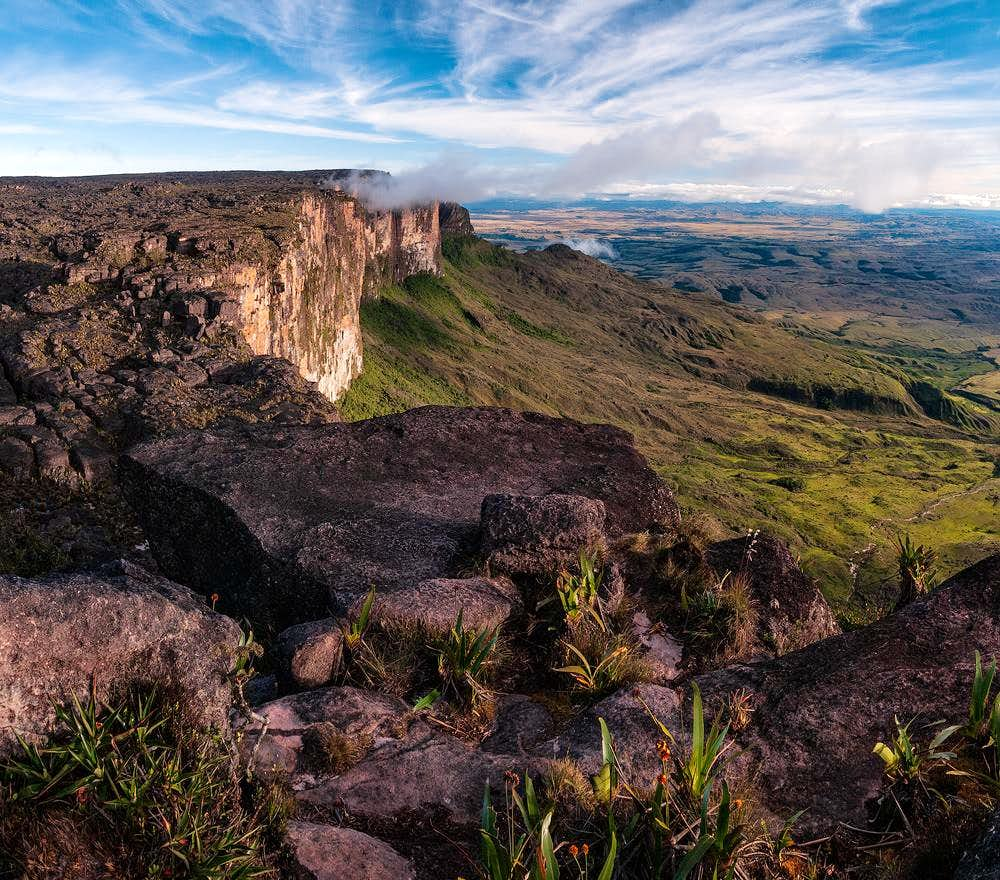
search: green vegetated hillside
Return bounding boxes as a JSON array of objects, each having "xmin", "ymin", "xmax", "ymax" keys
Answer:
[{"xmin": 340, "ymin": 237, "xmax": 1000, "ymax": 617}]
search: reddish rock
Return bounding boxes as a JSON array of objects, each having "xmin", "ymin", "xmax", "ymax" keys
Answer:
[
  {"xmin": 247, "ymin": 686, "xmax": 406, "ymax": 779},
  {"xmin": 285, "ymin": 822, "xmax": 415, "ymax": 880},
  {"xmin": 0, "ymin": 562, "xmax": 241, "ymax": 755},
  {"xmin": 297, "ymin": 725, "xmax": 547, "ymax": 827},
  {"xmin": 693, "ymin": 552, "xmax": 1000, "ymax": 836},
  {"xmin": 275, "ymin": 618, "xmax": 344, "ymax": 689}
]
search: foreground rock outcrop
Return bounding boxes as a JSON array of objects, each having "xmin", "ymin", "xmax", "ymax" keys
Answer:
[
  {"xmin": 122, "ymin": 406, "xmax": 679, "ymax": 629},
  {"xmin": 563, "ymin": 553, "xmax": 1000, "ymax": 838},
  {"xmin": 0, "ymin": 561, "xmax": 241, "ymax": 755}
]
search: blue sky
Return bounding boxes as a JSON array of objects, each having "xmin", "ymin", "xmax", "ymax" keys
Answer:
[{"xmin": 1, "ymin": 0, "xmax": 998, "ymax": 209}]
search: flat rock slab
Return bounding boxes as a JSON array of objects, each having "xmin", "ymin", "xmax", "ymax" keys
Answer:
[
  {"xmin": 285, "ymin": 822, "xmax": 415, "ymax": 880},
  {"xmin": 275, "ymin": 618, "xmax": 344, "ymax": 689},
  {"xmin": 248, "ymin": 685, "xmax": 407, "ymax": 779},
  {"xmin": 0, "ymin": 561, "xmax": 241, "ymax": 755},
  {"xmin": 123, "ymin": 406, "xmax": 678, "ymax": 630}
]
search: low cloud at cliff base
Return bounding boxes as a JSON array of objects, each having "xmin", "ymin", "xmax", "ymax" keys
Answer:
[{"xmin": 329, "ymin": 115, "xmax": 960, "ymax": 214}]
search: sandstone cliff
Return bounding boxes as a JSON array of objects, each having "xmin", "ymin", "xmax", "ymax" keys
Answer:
[{"xmin": 0, "ymin": 172, "xmax": 442, "ymax": 490}]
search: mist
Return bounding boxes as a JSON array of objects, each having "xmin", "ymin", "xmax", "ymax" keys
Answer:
[
  {"xmin": 325, "ymin": 156, "xmax": 491, "ymax": 210},
  {"xmin": 326, "ymin": 117, "xmax": 946, "ymax": 215},
  {"xmin": 560, "ymin": 237, "xmax": 619, "ymax": 260}
]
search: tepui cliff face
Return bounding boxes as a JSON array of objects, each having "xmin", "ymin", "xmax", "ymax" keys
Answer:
[
  {"xmin": 0, "ymin": 171, "xmax": 442, "ymax": 486},
  {"xmin": 0, "ymin": 170, "xmax": 441, "ymax": 414},
  {"xmin": 234, "ymin": 189, "xmax": 440, "ymax": 401}
]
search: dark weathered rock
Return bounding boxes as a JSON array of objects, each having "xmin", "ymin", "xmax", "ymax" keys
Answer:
[
  {"xmin": 275, "ymin": 618, "xmax": 344, "ymax": 689},
  {"xmin": 0, "ymin": 404, "xmax": 35, "ymax": 427},
  {"xmin": 693, "ymin": 552, "xmax": 1000, "ymax": 836},
  {"xmin": 0, "ymin": 562, "xmax": 241, "ymax": 755},
  {"xmin": 708, "ymin": 532, "xmax": 839, "ymax": 655},
  {"xmin": 0, "ymin": 435, "xmax": 33, "ymax": 475},
  {"xmin": 481, "ymin": 492, "xmax": 607, "ymax": 577},
  {"xmin": 364, "ymin": 576, "xmax": 519, "ymax": 637},
  {"xmin": 955, "ymin": 810, "xmax": 1000, "ymax": 880},
  {"xmin": 285, "ymin": 822, "xmax": 415, "ymax": 880},
  {"xmin": 69, "ymin": 443, "xmax": 114, "ymax": 483},
  {"xmin": 122, "ymin": 406, "xmax": 678, "ymax": 630},
  {"xmin": 438, "ymin": 202, "xmax": 475, "ymax": 237},
  {"xmin": 483, "ymin": 694, "xmax": 555, "ymax": 754}
]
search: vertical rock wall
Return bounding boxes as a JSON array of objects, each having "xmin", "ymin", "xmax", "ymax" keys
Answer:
[{"xmin": 237, "ymin": 193, "xmax": 441, "ymax": 402}]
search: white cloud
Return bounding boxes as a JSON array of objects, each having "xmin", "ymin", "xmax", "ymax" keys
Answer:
[{"xmin": 560, "ymin": 237, "xmax": 619, "ymax": 260}]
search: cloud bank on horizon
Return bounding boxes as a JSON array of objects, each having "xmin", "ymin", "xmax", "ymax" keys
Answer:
[{"xmin": 0, "ymin": 0, "xmax": 998, "ymax": 211}]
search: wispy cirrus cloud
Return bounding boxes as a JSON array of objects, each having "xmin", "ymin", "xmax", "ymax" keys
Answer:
[{"xmin": 0, "ymin": 0, "xmax": 996, "ymax": 210}]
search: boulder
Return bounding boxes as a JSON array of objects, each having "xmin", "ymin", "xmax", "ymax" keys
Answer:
[
  {"xmin": 693, "ymin": 552, "xmax": 1000, "ymax": 836},
  {"xmin": 481, "ymin": 492, "xmax": 608, "ymax": 577},
  {"xmin": 363, "ymin": 575, "xmax": 519, "ymax": 637},
  {"xmin": 0, "ymin": 562, "xmax": 241, "ymax": 755},
  {"xmin": 122, "ymin": 406, "xmax": 678, "ymax": 631},
  {"xmin": 708, "ymin": 532, "xmax": 839, "ymax": 655},
  {"xmin": 285, "ymin": 822, "xmax": 415, "ymax": 880},
  {"xmin": 275, "ymin": 618, "xmax": 344, "ymax": 689}
]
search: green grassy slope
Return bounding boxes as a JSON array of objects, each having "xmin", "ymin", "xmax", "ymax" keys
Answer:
[{"xmin": 340, "ymin": 238, "xmax": 1000, "ymax": 615}]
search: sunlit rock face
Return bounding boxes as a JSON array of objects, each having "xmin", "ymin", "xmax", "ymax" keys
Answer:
[{"xmin": 236, "ymin": 191, "xmax": 441, "ymax": 401}]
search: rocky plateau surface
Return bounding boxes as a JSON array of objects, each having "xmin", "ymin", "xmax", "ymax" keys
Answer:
[{"xmin": 0, "ymin": 174, "xmax": 996, "ymax": 880}]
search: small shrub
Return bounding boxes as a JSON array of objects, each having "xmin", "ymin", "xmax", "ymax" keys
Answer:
[
  {"xmin": 769, "ymin": 475, "xmax": 805, "ymax": 492},
  {"xmin": 542, "ymin": 759, "xmax": 596, "ymax": 819},
  {"xmin": 302, "ymin": 723, "xmax": 373, "ymax": 775}
]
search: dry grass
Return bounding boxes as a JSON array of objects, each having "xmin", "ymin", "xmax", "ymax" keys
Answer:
[{"xmin": 302, "ymin": 724, "xmax": 373, "ymax": 775}]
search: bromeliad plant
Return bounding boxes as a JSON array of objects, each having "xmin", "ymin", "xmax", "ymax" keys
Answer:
[
  {"xmin": 554, "ymin": 640, "xmax": 631, "ymax": 693},
  {"xmin": 438, "ymin": 609, "xmax": 500, "ymax": 705},
  {"xmin": 894, "ymin": 535, "xmax": 939, "ymax": 609},
  {"xmin": 343, "ymin": 586, "xmax": 376, "ymax": 652},
  {"xmin": 480, "ymin": 771, "xmax": 616, "ymax": 880},
  {"xmin": 0, "ymin": 686, "xmax": 274, "ymax": 878},
  {"xmin": 872, "ymin": 717, "xmax": 958, "ymax": 782},
  {"xmin": 552, "ymin": 551, "xmax": 606, "ymax": 628},
  {"xmin": 682, "ymin": 683, "xmax": 732, "ymax": 803}
]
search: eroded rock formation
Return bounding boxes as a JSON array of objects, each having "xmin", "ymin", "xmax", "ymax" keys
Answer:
[{"xmin": 0, "ymin": 172, "xmax": 442, "ymax": 487}]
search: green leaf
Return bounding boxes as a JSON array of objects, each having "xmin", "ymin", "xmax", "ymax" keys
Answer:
[
  {"xmin": 597, "ymin": 831, "xmax": 617, "ymax": 880},
  {"xmin": 674, "ymin": 835, "xmax": 715, "ymax": 880}
]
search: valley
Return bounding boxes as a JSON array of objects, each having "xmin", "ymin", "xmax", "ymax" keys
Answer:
[{"xmin": 342, "ymin": 211, "xmax": 1000, "ymax": 615}]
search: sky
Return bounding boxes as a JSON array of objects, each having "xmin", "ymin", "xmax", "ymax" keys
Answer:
[{"xmin": 0, "ymin": 0, "xmax": 998, "ymax": 210}]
